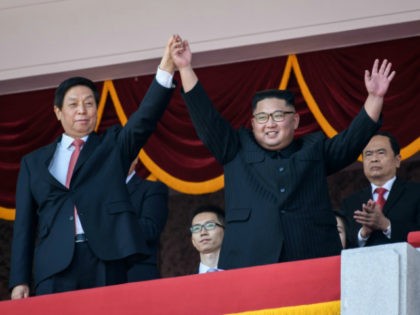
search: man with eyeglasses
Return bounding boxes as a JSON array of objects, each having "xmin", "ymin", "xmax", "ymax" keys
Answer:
[
  {"xmin": 190, "ymin": 205, "xmax": 225, "ymax": 273},
  {"xmin": 170, "ymin": 35, "xmax": 395, "ymax": 269}
]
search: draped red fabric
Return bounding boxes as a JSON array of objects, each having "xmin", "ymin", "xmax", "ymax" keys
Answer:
[
  {"xmin": 0, "ymin": 37, "xmax": 419, "ymax": 209},
  {"xmin": 0, "ymin": 89, "xmax": 58, "ymax": 207},
  {"xmin": 296, "ymin": 37, "xmax": 420, "ymax": 147}
]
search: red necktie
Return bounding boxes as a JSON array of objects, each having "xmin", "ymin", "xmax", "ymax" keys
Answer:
[
  {"xmin": 65, "ymin": 139, "xmax": 84, "ymax": 187},
  {"xmin": 65, "ymin": 139, "xmax": 84, "ymax": 232},
  {"xmin": 374, "ymin": 187, "xmax": 387, "ymax": 210}
]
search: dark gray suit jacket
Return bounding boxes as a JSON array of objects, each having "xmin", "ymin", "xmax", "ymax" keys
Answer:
[
  {"xmin": 182, "ymin": 82, "xmax": 381, "ymax": 269},
  {"xmin": 342, "ymin": 179, "xmax": 420, "ymax": 248},
  {"xmin": 10, "ymin": 79, "xmax": 174, "ymax": 289}
]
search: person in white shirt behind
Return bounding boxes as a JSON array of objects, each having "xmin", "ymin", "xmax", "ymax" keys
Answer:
[{"xmin": 190, "ymin": 205, "xmax": 225, "ymax": 273}]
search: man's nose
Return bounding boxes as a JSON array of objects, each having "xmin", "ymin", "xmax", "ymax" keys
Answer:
[
  {"xmin": 266, "ymin": 115, "xmax": 277, "ymax": 126},
  {"xmin": 200, "ymin": 228, "xmax": 209, "ymax": 235},
  {"xmin": 371, "ymin": 152, "xmax": 381, "ymax": 161},
  {"xmin": 77, "ymin": 103, "xmax": 87, "ymax": 113}
]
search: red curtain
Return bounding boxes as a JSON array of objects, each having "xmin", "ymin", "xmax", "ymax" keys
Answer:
[
  {"xmin": 0, "ymin": 37, "xmax": 419, "ymax": 210},
  {"xmin": 296, "ymin": 37, "xmax": 420, "ymax": 146}
]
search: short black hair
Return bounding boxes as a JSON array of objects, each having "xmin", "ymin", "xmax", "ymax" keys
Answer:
[
  {"xmin": 251, "ymin": 89, "xmax": 295, "ymax": 112},
  {"xmin": 191, "ymin": 205, "xmax": 225, "ymax": 225},
  {"xmin": 54, "ymin": 76, "xmax": 99, "ymax": 109},
  {"xmin": 372, "ymin": 131, "xmax": 401, "ymax": 156}
]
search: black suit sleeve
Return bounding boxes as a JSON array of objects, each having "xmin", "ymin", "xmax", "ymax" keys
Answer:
[
  {"xmin": 138, "ymin": 181, "xmax": 169, "ymax": 242},
  {"xmin": 181, "ymin": 81, "xmax": 240, "ymax": 165},
  {"xmin": 341, "ymin": 196, "xmax": 363, "ymax": 249}
]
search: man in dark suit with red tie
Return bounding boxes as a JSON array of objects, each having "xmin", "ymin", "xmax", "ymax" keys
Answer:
[
  {"xmin": 341, "ymin": 131, "xmax": 420, "ymax": 248},
  {"xmin": 9, "ymin": 36, "xmax": 177, "ymax": 299}
]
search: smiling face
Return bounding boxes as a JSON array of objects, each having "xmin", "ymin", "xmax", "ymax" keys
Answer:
[
  {"xmin": 191, "ymin": 212, "xmax": 224, "ymax": 255},
  {"xmin": 54, "ymin": 85, "xmax": 98, "ymax": 138},
  {"xmin": 362, "ymin": 135, "xmax": 401, "ymax": 186},
  {"xmin": 251, "ymin": 97, "xmax": 299, "ymax": 151}
]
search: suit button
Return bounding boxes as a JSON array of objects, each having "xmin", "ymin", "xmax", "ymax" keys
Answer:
[
  {"xmin": 69, "ymin": 216, "xmax": 74, "ymax": 221},
  {"xmin": 280, "ymin": 210, "xmax": 287, "ymax": 214},
  {"xmin": 280, "ymin": 188, "xmax": 286, "ymax": 193},
  {"xmin": 279, "ymin": 167, "xmax": 284, "ymax": 172}
]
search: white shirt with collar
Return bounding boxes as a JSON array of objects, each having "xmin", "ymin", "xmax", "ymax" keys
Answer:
[
  {"xmin": 198, "ymin": 262, "xmax": 223, "ymax": 274},
  {"xmin": 357, "ymin": 176, "xmax": 396, "ymax": 246}
]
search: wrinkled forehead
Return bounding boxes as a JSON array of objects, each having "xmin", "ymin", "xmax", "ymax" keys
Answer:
[
  {"xmin": 64, "ymin": 85, "xmax": 95, "ymax": 101},
  {"xmin": 363, "ymin": 135, "xmax": 392, "ymax": 153}
]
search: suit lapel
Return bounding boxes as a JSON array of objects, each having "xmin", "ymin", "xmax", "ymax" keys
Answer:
[
  {"xmin": 72, "ymin": 132, "xmax": 100, "ymax": 176},
  {"xmin": 360, "ymin": 187, "xmax": 372, "ymax": 205},
  {"xmin": 43, "ymin": 137, "xmax": 66, "ymax": 188},
  {"xmin": 127, "ymin": 175, "xmax": 142, "ymax": 196},
  {"xmin": 383, "ymin": 179, "xmax": 404, "ymax": 216}
]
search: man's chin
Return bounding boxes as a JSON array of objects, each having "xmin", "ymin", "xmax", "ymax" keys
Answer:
[{"xmin": 261, "ymin": 141, "xmax": 283, "ymax": 151}]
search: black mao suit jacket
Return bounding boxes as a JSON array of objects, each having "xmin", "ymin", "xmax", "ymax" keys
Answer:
[
  {"xmin": 341, "ymin": 179, "xmax": 420, "ymax": 248},
  {"xmin": 9, "ymin": 79, "xmax": 174, "ymax": 290},
  {"xmin": 126, "ymin": 175, "xmax": 168, "ymax": 281},
  {"xmin": 181, "ymin": 82, "xmax": 381, "ymax": 270}
]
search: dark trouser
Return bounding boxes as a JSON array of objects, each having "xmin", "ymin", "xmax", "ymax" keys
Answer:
[
  {"xmin": 35, "ymin": 242, "xmax": 127, "ymax": 296},
  {"xmin": 127, "ymin": 263, "xmax": 160, "ymax": 282}
]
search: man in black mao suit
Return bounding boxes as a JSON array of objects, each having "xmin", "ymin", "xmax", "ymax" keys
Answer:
[
  {"xmin": 341, "ymin": 131, "xmax": 420, "ymax": 248},
  {"xmin": 9, "ymin": 36, "xmax": 177, "ymax": 298},
  {"xmin": 170, "ymin": 35, "xmax": 396, "ymax": 269},
  {"xmin": 126, "ymin": 158, "xmax": 169, "ymax": 281}
]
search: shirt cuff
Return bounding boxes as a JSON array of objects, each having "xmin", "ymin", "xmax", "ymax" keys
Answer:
[
  {"xmin": 357, "ymin": 228, "xmax": 369, "ymax": 247},
  {"xmin": 156, "ymin": 67, "xmax": 174, "ymax": 88},
  {"xmin": 382, "ymin": 224, "xmax": 391, "ymax": 239}
]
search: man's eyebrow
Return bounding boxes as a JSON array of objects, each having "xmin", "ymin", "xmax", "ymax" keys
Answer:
[{"xmin": 66, "ymin": 94, "xmax": 94, "ymax": 101}]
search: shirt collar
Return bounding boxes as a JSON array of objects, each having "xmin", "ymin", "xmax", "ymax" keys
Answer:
[
  {"xmin": 126, "ymin": 171, "xmax": 136, "ymax": 184},
  {"xmin": 61, "ymin": 133, "xmax": 89, "ymax": 149},
  {"xmin": 269, "ymin": 140, "xmax": 300, "ymax": 158},
  {"xmin": 199, "ymin": 262, "xmax": 216, "ymax": 274},
  {"xmin": 370, "ymin": 176, "xmax": 396, "ymax": 194}
]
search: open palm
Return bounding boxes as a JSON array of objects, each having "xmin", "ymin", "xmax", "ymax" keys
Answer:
[{"xmin": 365, "ymin": 59, "xmax": 396, "ymax": 97}]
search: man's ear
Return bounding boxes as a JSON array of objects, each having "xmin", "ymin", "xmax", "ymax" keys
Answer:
[
  {"xmin": 293, "ymin": 112, "xmax": 300, "ymax": 130},
  {"xmin": 54, "ymin": 105, "xmax": 61, "ymax": 120},
  {"xmin": 395, "ymin": 154, "xmax": 401, "ymax": 169}
]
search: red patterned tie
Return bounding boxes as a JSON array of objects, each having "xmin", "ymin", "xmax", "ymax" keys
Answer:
[
  {"xmin": 65, "ymin": 139, "xmax": 84, "ymax": 232},
  {"xmin": 374, "ymin": 187, "xmax": 387, "ymax": 210}
]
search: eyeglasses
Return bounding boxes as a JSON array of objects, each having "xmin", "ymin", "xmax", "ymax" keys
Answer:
[
  {"xmin": 253, "ymin": 110, "xmax": 295, "ymax": 124},
  {"xmin": 190, "ymin": 221, "xmax": 224, "ymax": 233}
]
